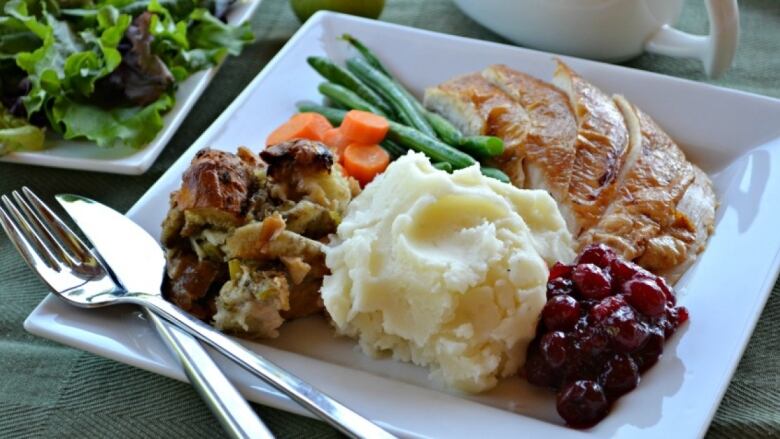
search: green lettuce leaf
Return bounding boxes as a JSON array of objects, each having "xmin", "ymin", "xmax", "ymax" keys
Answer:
[
  {"xmin": 0, "ymin": 104, "xmax": 45, "ymax": 154},
  {"xmin": 52, "ymin": 93, "xmax": 172, "ymax": 148}
]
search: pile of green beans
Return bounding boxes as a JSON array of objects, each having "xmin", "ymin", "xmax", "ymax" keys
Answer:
[{"xmin": 302, "ymin": 35, "xmax": 511, "ymax": 183}]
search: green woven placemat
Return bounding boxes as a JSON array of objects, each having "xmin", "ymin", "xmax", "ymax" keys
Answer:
[{"xmin": 1, "ymin": 0, "xmax": 778, "ymax": 437}]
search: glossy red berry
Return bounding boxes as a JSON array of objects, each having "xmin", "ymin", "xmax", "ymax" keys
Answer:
[
  {"xmin": 655, "ymin": 276, "xmax": 676, "ymax": 305},
  {"xmin": 547, "ymin": 278, "xmax": 574, "ymax": 299},
  {"xmin": 632, "ymin": 327, "xmax": 665, "ymax": 372},
  {"xmin": 577, "ymin": 244, "xmax": 617, "ymax": 268},
  {"xmin": 572, "ymin": 264, "xmax": 612, "ymax": 300},
  {"xmin": 604, "ymin": 307, "xmax": 649, "ymax": 353},
  {"xmin": 556, "ymin": 380, "xmax": 609, "ymax": 428},
  {"xmin": 549, "ymin": 262, "xmax": 573, "ymax": 281},
  {"xmin": 599, "ymin": 354, "xmax": 639, "ymax": 398},
  {"xmin": 542, "ymin": 295, "xmax": 581, "ymax": 332},
  {"xmin": 588, "ymin": 296, "xmax": 627, "ymax": 324},
  {"xmin": 623, "ymin": 278, "xmax": 667, "ymax": 317},
  {"xmin": 540, "ymin": 331, "xmax": 569, "ymax": 369},
  {"xmin": 608, "ymin": 258, "xmax": 644, "ymax": 285}
]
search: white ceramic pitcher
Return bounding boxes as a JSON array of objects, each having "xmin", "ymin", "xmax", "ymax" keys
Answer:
[{"xmin": 452, "ymin": 0, "xmax": 739, "ymax": 77}]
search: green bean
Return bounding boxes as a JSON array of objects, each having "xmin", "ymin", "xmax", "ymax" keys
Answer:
[
  {"xmin": 306, "ymin": 56, "xmax": 393, "ymax": 116},
  {"xmin": 381, "ymin": 139, "xmax": 407, "ymax": 159},
  {"xmin": 341, "ymin": 33, "xmax": 391, "ymax": 77},
  {"xmin": 386, "ymin": 120, "xmax": 475, "ymax": 169},
  {"xmin": 297, "ymin": 103, "xmax": 475, "ymax": 170},
  {"xmin": 424, "ymin": 111, "xmax": 464, "ymax": 145},
  {"xmin": 433, "ymin": 162, "xmax": 453, "ymax": 173},
  {"xmin": 481, "ymin": 167, "xmax": 511, "ymax": 183},
  {"xmin": 346, "ymin": 57, "xmax": 437, "ymax": 138},
  {"xmin": 317, "ymin": 82, "xmax": 388, "ymax": 117},
  {"xmin": 296, "ymin": 103, "xmax": 346, "ymax": 126},
  {"xmin": 459, "ymin": 136, "xmax": 505, "ymax": 159}
]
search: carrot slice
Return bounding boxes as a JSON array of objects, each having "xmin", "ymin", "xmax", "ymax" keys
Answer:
[
  {"xmin": 322, "ymin": 128, "xmax": 352, "ymax": 159},
  {"xmin": 266, "ymin": 113, "xmax": 333, "ymax": 145},
  {"xmin": 342, "ymin": 143, "xmax": 390, "ymax": 186},
  {"xmin": 339, "ymin": 110, "xmax": 389, "ymax": 144}
]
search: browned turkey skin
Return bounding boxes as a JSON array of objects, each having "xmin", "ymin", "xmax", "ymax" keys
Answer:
[
  {"xmin": 161, "ymin": 140, "xmax": 359, "ymax": 338},
  {"xmin": 424, "ymin": 62, "xmax": 716, "ymax": 283}
]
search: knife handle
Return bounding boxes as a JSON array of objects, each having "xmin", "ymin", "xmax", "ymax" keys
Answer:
[{"xmin": 145, "ymin": 308, "xmax": 274, "ymax": 439}]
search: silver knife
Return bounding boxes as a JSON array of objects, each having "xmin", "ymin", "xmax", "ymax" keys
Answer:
[{"xmin": 58, "ymin": 197, "xmax": 273, "ymax": 439}]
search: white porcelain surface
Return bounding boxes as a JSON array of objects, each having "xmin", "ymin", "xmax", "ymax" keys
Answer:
[
  {"xmin": 452, "ymin": 0, "xmax": 739, "ymax": 77},
  {"xmin": 23, "ymin": 12, "xmax": 780, "ymax": 438},
  {"xmin": 0, "ymin": 0, "xmax": 263, "ymax": 175}
]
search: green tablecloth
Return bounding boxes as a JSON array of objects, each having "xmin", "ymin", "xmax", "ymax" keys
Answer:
[{"xmin": 1, "ymin": 0, "xmax": 779, "ymax": 437}]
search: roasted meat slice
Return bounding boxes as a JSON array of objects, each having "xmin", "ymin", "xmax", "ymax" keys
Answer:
[
  {"xmin": 482, "ymin": 64, "xmax": 578, "ymax": 219},
  {"xmin": 552, "ymin": 61, "xmax": 631, "ymax": 236},
  {"xmin": 424, "ymin": 73, "xmax": 531, "ymax": 186},
  {"xmin": 640, "ymin": 167, "xmax": 716, "ymax": 282},
  {"xmin": 577, "ymin": 97, "xmax": 696, "ymax": 260}
]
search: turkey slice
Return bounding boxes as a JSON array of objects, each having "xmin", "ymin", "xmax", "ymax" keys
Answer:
[
  {"xmin": 552, "ymin": 61, "xmax": 631, "ymax": 236},
  {"xmin": 423, "ymin": 73, "xmax": 532, "ymax": 186}
]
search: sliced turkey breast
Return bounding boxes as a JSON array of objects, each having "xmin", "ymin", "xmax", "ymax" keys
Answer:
[
  {"xmin": 552, "ymin": 61, "xmax": 632, "ymax": 236},
  {"xmin": 423, "ymin": 72, "xmax": 531, "ymax": 186},
  {"xmin": 481, "ymin": 64, "xmax": 578, "ymax": 229},
  {"xmin": 577, "ymin": 96, "xmax": 696, "ymax": 260}
]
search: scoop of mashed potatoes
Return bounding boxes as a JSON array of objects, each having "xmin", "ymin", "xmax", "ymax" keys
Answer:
[{"xmin": 321, "ymin": 152, "xmax": 574, "ymax": 392}]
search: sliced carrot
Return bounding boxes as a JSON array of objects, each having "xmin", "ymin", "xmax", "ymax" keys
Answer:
[
  {"xmin": 342, "ymin": 143, "xmax": 390, "ymax": 186},
  {"xmin": 322, "ymin": 128, "xmax": 352, "ymax": 159},
  {"xmin": 266, "ymin": 113, "xmax": 333, "ymax": 146},
  {"xmin": 339, "ymin": 110, "xmax": 389, "ymax": 145}
]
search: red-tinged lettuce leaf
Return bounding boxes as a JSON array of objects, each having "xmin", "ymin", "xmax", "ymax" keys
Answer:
[
  {"xmin": 94, "ymin": 11, "xmax": 174, "ymax": 106},
  {"xmin": 51, "ymin": 93, "xmax": 172, "ymax": 148}
]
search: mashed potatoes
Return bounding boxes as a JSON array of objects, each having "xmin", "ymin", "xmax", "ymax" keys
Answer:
[{"xmin": 321, "ymin": 152, "xmax": 574, "ymax": 392}]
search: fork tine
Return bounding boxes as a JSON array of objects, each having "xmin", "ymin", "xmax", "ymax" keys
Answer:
[
  {"xmin": 22, "ymin": 186, "xmax": 93, "ymax": 260},
  {"xmin": 0, "ymin": 199, "xmax": 59, "ymax": 271},
  {"xmin": 21, "ymin": 187, "xmax": 93, "ymax": 262},
  {"xmin": 12, "ymin": 190, "xmax": 80, "ymax": 267}
]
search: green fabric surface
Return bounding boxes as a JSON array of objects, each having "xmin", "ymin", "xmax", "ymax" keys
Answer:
[{"xmin": 1, "ymin": 0, "xmax": 779, "ymax": 437}]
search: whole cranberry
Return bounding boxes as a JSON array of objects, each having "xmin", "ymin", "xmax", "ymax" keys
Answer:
[
  {"xmin": 547, "ymin": 278, "xmax": 574, "ymax": 300},
  {"xmin": 577, "ymin": 326, "xmax": 610, "ymax": 359},
  {"xmin": 655, "ymin": 276, "xmax": 676, "ymax": 305},
  {"xmin": 549, "ymin": 262, "xmax": 573, "ymax": 281},
  {"xmin": 605, "ymin": 308, "xmax": 649, "ymax": 353},
  {"xmin": 542, "ymin": 295, "xmax": 581, "ymax": 332},
  {"xmin": 540, "ymin": 331, "xmax": 569, "ymax": 369},
  {"xmin": 632, "ymin": 327, "xmax": 665, "ymax": 372},
  {"xmin": 556, "ymin": 380, "xmax": 609, "ymax": 428},
  {"xmin": 663, "ymin": 306, "xmax": 690, "ymax": 337},
  {"xmin": 525, "ymin": 347, "xmax": 558, "ymax": 388},
  {"xmin": 608, "ymin": 258, "xmax": 644, "ymax": 285},
  {"xmin": 599, "ymin": 354, "xmax": 639, "ymax": 398},
  {"xmin": 572, "ymin": 264, "xmax": 612, "ymax": 300},
  {"xmin": 588, "ymin": 295, "xmax": 627, "ymax": 324},
  {"xmin": 577, "ymin": 244, "xmax": 617, "ymax": 268},
  {"xmin": 623, "ymin": 278, "xmax": 667, "ymax": 317}
]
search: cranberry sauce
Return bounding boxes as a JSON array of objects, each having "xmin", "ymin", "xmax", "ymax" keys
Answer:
[{"xmin": 525, "ymin": 244, "xmax": 689, "ymax": 428}]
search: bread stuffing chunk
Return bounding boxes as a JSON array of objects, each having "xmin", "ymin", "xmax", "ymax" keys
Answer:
[{"xmin": 161, "ymin": 139, "xmax": 358, "ymax": 338}]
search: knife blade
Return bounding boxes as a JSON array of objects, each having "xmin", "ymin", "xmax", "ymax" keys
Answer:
[{"xmin": 57, "ymin": 194, "xmax": 273, "ymax": 439}]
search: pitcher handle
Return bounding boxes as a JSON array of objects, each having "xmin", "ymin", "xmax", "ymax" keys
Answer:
[{"xmin": 645, "ymin": 0, "xmax": 739, "ymax": 78}]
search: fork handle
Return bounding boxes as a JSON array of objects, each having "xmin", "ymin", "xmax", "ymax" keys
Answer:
[
  {"xmin": 127, "ymin": 294, "xmax": 395, "ymax": 439},
  {"xmin": 146, "ymin": 310, "xmax": 275, "ymax": 439}
]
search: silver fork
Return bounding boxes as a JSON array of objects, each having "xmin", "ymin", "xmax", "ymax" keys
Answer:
[
  {"xmin": 0, "ymin": 189, "xmax": 273, "ymax": 439},
  {"xmin": 0, "ymin": 190, "xmax": 394, "ymax": 439}
]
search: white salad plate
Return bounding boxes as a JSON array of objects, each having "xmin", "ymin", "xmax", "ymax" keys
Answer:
[
  {"xmin": 23, "ymin": 11, "xmax": 780, "ymax": 439},
  {"xmin": 0, "ymin": 0, "xmax": 262, "ymax": 175}
]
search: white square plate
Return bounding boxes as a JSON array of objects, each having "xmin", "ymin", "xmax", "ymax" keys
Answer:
[
  {"xmin": 0, "ymin": 0, "xmax": 262, "ymax": 175},
  {"xmin": 23, "ymin": 11, "xmax": 780, "ymax": 438}
]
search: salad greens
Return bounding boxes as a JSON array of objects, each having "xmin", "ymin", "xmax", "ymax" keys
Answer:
[{"xmin": 0, "ymin": 0, "xmax": 253, "ymax": 152}]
